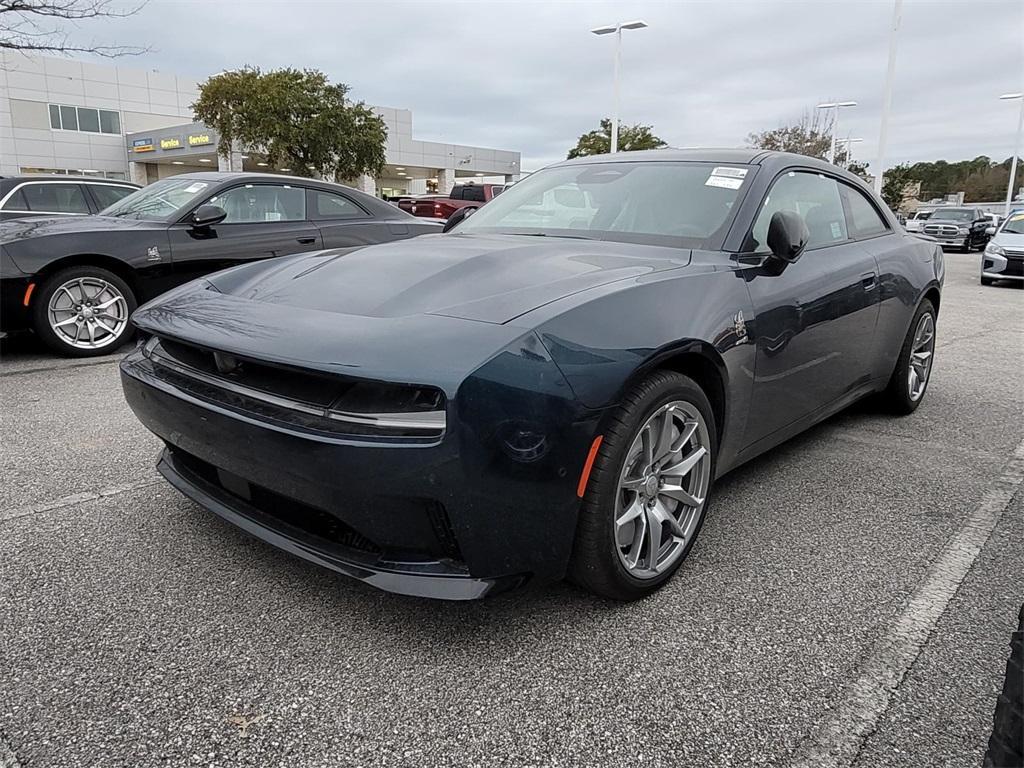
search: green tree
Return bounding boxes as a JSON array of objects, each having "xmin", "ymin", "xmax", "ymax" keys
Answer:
[
  {"xmin": 747, "ymin": 110, "xmax": 849, "ymax": 166},
  {"xmin": 567, "ymin": 118, "xmax": 667, "ymax": 159},
  {"xmin": 193, "ymin": 67, "xmax": 387, "ymax": 181},
  {"xmin": 881, "ymin": 163, "xmax": 915, "ymax": 211}
]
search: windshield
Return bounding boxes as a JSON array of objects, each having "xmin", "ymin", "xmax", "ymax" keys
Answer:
[
  {"xmin": 455, "ymin": 161, "xmax": 752, "ymax": 248},
  {"xmin": 100, "ymin": 177, "xmax": 216, "ymax": 221},
  {"xmin": 1001, "ymin": 212, "xmax": 1024, "ymax": 235},
  {"xmin": 930, "ymin": 208, "xmax": 974, "ymax": 222}
]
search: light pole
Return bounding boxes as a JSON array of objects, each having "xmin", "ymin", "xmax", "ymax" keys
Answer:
[
  {"xmin": 816, "ymin": 101, "xmax": 858, "ymax": 164},
  {"xmin": 875, "ymin": 0, "xmax": 903, "ymax": 195},
  {"xmin": 591, "ymin": 19, "xmax": 648, "ymax": 153},
  {"xmin": 999, "ymin": 92, "xmax": 1024, "ymax": 217},
  {"xmin": 839, "ymin": 136, "xmax": 864, "ymax": 168}
]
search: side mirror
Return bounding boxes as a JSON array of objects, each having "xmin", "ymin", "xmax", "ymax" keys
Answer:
[
  {"xmin": 985, "ymin": 226, "xmax": 996, "ymax": 236},
  {"xmin": 766, "ymin": 210, "xmax": 809, "ymax": 264},
  {"xmin": 442, "ymin": 206, "xmax": 475, "ymax": 233},
  {"xmin": 192, "ymin": 205, "xmax": 227, "ymax": 228}
]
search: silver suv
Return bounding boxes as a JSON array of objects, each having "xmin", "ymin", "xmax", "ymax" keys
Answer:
[{"xmin": 981, "ymin": 211, "xmax": 1024, "ymax": 286}]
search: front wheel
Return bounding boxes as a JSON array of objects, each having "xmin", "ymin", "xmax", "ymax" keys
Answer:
[
  {"xmin": 880, "ymin": 299, "xmax": 936, "ymax": 414},
  {"xmin": 569, "ymin": 371, "xmax": 716, "ymax": 601},
  {"xmin": 981, "ymin": 276, "xmax": 995, "ymax": 286},
  {"xmin": 31, "ymin": 266, "xmax": 136, "ymax": 357}
]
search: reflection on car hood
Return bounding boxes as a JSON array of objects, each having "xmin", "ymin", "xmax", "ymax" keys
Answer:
[
  {"xmin": 206, "ymin": 233, "xmax": 692, "ymax": 324},
  {"xmin": 0, "ymin": 215, "xmax": 163, "ymax": 244}
]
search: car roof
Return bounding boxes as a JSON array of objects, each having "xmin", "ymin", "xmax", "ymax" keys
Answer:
[
  {"xmin": 552, "ymin": 148, "xmax": 873, "ymax": 188},
  {"xmin": 164, "ymin": 171, "xmax": 337, "ymax": 185},
  {"xmin": 0, "ymin": 175, "xmax": 139, "ymax": 185}
]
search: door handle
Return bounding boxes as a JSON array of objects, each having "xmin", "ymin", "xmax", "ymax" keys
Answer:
[
  {"xmin": 296, "ymin": 237, "xmax": 316, "ymax": 244},
  {"xmin": 861, "ymin": 272, "xmax": 878, "ymax": 291}
]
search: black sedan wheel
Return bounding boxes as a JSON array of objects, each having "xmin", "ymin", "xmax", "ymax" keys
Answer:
[
  {"xmin": 569, "ymin": 371, "xmax": 716, "ymax": 601},
  {"xmin": 881, "ymin": 299, "xmax": 936, "ymax": 414},
  {"xmin": 32, "ymin": 266, "xmax": 136, "ymax": 357}
]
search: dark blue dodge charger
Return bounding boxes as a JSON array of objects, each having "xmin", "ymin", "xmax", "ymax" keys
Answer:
[{"xmin": 121, "ymin": 150, "xmax": 944, "ymax": 601}]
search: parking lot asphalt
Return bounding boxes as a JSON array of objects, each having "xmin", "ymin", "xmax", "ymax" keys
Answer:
[{"xmin": 0, "ymin": 253, "xmax": 1021, "ymax": 768}]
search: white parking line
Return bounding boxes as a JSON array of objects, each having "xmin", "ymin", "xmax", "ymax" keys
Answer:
[
  {"xmin": 0, "ymin": 476, "xmax": 161, "ymax": 524},
  {"xmin": 788, "ymin": 438, "xmax": 1024, "ymax": 768}
]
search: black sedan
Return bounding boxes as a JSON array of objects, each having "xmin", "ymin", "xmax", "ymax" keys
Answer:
[
  {"xmin": 120, "ymin": 150, "xmax": 944, "ymax": 601},
  {"xmin": 0, "ymin": 172, "xmax": 441, "ymax": 356}
]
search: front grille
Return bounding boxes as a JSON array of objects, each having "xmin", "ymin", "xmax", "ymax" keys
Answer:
[
  {"xmin": 172, "ymin": 447, "xmax": 382, "ymax": 555},
  {"xmin": 145, "ymin": 337, "xmax": 446, "ymax": 441},
  {"xmin": 923, "ymin": 224, "xmax": 960, "ymax": 238}
]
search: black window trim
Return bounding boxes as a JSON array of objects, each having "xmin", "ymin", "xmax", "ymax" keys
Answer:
[
  {"xmin": 743, "ymin": 166, "xmax": 855, "ymax": 255},
  {"xmin": 837, "ymin": 179, "xmax": 894, "ymax": 243},
  {"xmin": 305, "ymin": 186, "xmax": 371, "ymax": 221},
  {"xmin": 179, "ymin": 181, "xmax": 312, "ymax": 226},
  {"xmin": 0, "ymin": 180, "xmax": 93, "ymax": 216}
]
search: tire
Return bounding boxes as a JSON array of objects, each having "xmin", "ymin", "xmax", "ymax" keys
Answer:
[
  {"xmin": 981, "ymin": 276, "xmax": 995, "ymax": 286},
  {"xmin": 31, "ymin": 266, "xmax": 136, "ymax": 358},
  {"xmin": 880, "ymin": 299, "xmax": 936, "ymax": 415},
  {"xmin": 983, "ymin": 604, "xmax": 1024, "ymax": 768},
  {"xmin": 568, "ymin": 370, "xmax": 717, "ymax": 601}
]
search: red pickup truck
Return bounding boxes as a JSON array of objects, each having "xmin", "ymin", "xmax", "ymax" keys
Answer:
[{"xmin": 400, "ymin": 183, "xmax": 504, "ymax": 219}]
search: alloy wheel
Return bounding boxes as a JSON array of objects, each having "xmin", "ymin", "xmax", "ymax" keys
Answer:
[
  {"xmin": 47, "ymin": 277, "xmax": 129, "ymax": 350},
  {"xmin": 907, "ymin": 312, "xmax": 935, "ymax": 402},
  {"xmin": 614, "ymin": 400, "xmax": 712, "ymax": 579}
]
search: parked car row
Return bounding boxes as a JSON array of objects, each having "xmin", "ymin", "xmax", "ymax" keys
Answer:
[{"xmin": 0, "ymin": 173, "xmax": 442, "ymax": 356}]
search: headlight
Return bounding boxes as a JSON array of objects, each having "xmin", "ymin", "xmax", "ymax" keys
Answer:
[
  {"xmin": 985, "ymin": 242, "xmax": 1006, "ymax": 256},
  {"xmin": 957, "ymin": 226, "xmax": 970, "ymax": 235}
]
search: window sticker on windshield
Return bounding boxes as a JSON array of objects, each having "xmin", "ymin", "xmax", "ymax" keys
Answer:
[
  {"xmin": 184, "ymin": 183, "xmax": 208, "ymax": 193},
  {"xmin": 264, "ymin": 212, "xmax": 283, "ymax": 222},
  {"xmin": 710, "ymin": 167, "xmax": 748, "ymax": 179},
  {"xmin": 706, "ymin": 175, "xmax": 743, "ymax": 190}
]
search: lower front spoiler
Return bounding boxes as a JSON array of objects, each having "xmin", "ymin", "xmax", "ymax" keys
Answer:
[{"xmin": 157, "ymin": 448, "xmax": 498, "ymax": 601}]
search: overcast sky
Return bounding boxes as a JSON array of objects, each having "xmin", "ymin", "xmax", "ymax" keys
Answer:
[{"xmin": 75, "ymin": 0, "xmax": 1024, "ymax": 173}]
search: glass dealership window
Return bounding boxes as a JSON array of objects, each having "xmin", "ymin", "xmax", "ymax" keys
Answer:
[{"xmin": 48, "ymin": 104, "xmax": 122, "ymax": 135}]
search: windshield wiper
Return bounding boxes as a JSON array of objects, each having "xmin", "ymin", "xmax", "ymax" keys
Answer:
[{"xmin": 506, "ymin": 232, "xmax": 599, "ymax": 241}]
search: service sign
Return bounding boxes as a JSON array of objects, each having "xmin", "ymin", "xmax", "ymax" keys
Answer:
[
  {"xmin": 132, "ymin": 138, "xmax": 154, "ymax": 153},
  {"xmin": 160, "ymin": 137, "xmax": 182, "ymax": 150},
  {"xmin": 188, "ymin": 133, "xmax": 212, "ymax": 146}
]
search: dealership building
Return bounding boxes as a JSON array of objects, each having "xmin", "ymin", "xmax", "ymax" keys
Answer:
[{"xmin": 0, "ymin": 52, "xmax": 521, "ymax": 196}]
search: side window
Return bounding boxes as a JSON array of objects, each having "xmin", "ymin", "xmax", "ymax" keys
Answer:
[
  {"xmin": 462, "ymin": 186, "xmax": 486, "ymax": 203},
  {"xmin": 90, "ymin": 184, "xmax": 136, "ymax": 211},
  {"xmin": 311, "ymin": 190, "xmax": 367, "ymax": 220},
  {"xmin": 1, "ymin": 189, "xmax": 29, "ymax": 211},
  {"xmin": 208, "ymin": 184, "xmax": 306, "ymax": 224},
  {"xmin": 20, "ymin": 183, "xmax": 90, "ymax": 214},
  {"xmin": 751, "ymin": 171, "xmax": 848, "ymax": 251},
  {"xmin": 843, "ymin": 186, "xmax": 890, "ymax": 239}
]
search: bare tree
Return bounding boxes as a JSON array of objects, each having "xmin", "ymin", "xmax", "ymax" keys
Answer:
[
  {"xmin": 747, "ymin": 109, "xmax": 850, "ymax": 166},
  {"xmin": 0, "ymin": 0, "xmax": 147, "ymax": 58}
]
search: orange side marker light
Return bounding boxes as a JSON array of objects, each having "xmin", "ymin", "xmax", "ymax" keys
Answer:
[
  {"xmin": 22, "ymin": 283, "xmax": 36, "ymax": 307},
  {"xmin": 576, "ymin": 435, "xmax": 604, "ymax": 498}
]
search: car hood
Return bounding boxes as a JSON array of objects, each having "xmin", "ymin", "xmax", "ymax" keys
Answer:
[
  {"xmin": 0, "ymin": 214, "xmax": 164, "ymax": 244},
  {"xmin": 993, "ymin": 231, "xmax": 1024, "ymax": 248},
  {"xmin": 205, "ymin": 233, "xmax": 692, "ymax": 325}
]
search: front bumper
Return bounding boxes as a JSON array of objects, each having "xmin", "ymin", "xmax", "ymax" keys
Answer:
[
  {"xmin": 120, "ymin": 340, "xmax": 599, "ymax": 599},
  {"xmin": 982, "ymin": 251, "xmax": 1024, "ymax": 281}
]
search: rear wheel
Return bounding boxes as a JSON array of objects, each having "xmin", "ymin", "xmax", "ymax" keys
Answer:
[
  {"xmin": 31, "ymin": 266, "xmax": 136, "ymax": 357},
  {"xmin": 880, "ymin": 299, "xmax": 936, "ymax": 414},
  {"xmin": 569, "ymin": 371, "xmax": 716, "ymax": 601}
]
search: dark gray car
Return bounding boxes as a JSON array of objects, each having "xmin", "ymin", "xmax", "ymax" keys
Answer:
[{"xmin": 0, "ymin": 172, "xmax": 442, "ymax": 356}]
